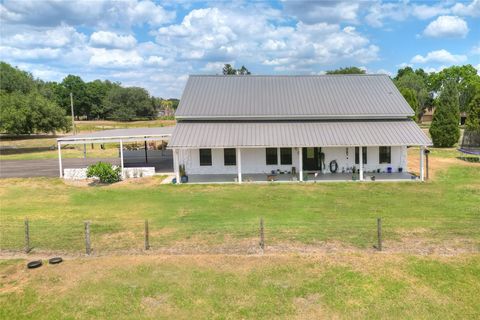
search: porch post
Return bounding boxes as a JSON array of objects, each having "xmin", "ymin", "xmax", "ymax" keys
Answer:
[
  {"xmin": 57, "ymin": 142, "xmax": 63, "ymax": 178},
  {"xmin": 359, "ymin": 146, "xmax": 364, "ymax": 181},
  {"xmin": 119, "ymin": 139, "xmax": 124, "ymax": 178},
  {"xmin": 173, "ymin": 149, "xmax": 180, "ymax": 183},
  {"xmin": 298, "ymin": 147, "xmax": 303, "ymax": 182},
  {"xmin": 237, "ymin": 147, "xmax": 242, "ymax": 184},
  {"xmin": 419, "ymin": 145, "xmax": 425, "ymax": 181}
]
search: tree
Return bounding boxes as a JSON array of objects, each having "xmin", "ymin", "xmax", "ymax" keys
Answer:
[
  {"xmin": 394, "ymin": 69, "xmax": 432, "ymax": 121},
  {"xmin": 0, "ymin": 62, "xmax": 35, "ymax": 94},
  {"xmin": 86, "ymin": 80, "xmax": 120, "ymax": 119},
  {"xmin": 55, "ymin": 75, "xmax": 90, "ymax": 118},
  {"xmin": 429, "ymin": 65, "xmax": 480, "ymax": 112},
  {"xmin": 326, "ymin": 66, "xmax": 366, "ymax": 74},
  {"xmin": 103, "ymin": 87, "xmax": 155, "ymax": 121},
  {"xmin": 429, "ymin": 81, "xmax": 461, "ymax": 147},
  {"xmin": 399, "ymin": 87, "xmax": 419, "ymax": 117},
  {"xmin": 465, "ymin": 93, "xmax": 480, "ymax": 132},
  {"xmin": 222, "ymin": 64, "xmax": 251, "ymax": 75},
  {"xmin": 0, "ymin": 91, "xmax": 69, "ymax": 134}
]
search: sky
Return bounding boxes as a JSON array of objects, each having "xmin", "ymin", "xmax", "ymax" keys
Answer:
[{"xmin": 1, "ymin": 0, "xmax": 479, "ymax": 98}]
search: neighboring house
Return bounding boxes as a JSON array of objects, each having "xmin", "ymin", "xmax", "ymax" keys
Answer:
[
  {"xmin": 169, "ymin": 75, "xmax": 432, "ymax": 183},
  {"xmin": 420, "ymin": 107, "xmax": 435, "ymax": 123}
]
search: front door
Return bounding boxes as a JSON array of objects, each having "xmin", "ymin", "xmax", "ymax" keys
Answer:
[{"xmin": 303, "ymin": 147, "xmax": 322, "ymax": 171}]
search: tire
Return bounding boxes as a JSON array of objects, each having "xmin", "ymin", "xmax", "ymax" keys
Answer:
[
  {"xmin": 27, "ymin": 260, "xmax": 42, "ymax": 269},
  {"xmin": 48, "ymin": 257, "xmax": 63, "ymax": 265}
]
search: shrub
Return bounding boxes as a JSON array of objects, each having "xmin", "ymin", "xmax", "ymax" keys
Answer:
[{"xmin": 86, "ymin": 162, "xmax": 121, "ymax": 184}]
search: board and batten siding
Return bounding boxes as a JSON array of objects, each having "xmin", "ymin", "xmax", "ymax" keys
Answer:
[{"xmin": 178, "ymin": 146, "xmax": 407, "ymax": 175}]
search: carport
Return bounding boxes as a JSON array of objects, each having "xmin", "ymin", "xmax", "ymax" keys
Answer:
[{"xmin": 56, "ymin": 126, "xmax": 174, "ymax": 178}]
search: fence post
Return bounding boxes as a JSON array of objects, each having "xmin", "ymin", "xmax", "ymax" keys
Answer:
[
  {"xmin": 84, "ymin": 221, "xmax": 91, "ymax": 255},
  {"xmin": 144, "ymin": 219, "xmax": 150, "ymax": 250},
  {"xmin": 377, "ymin": 217, "xmax": 382, "ymax": 251},
  {"xmin": 24, "ymin": 218, "xmax": 30, "ymax": 254},
  {"xmin": 259, "ymin": 217, "xmax": 265, "ymax": 252}
]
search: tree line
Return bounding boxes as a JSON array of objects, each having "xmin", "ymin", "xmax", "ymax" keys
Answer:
[{"xmin": 0, "ymin": 61, "xmax": 178, "ymax": 134}]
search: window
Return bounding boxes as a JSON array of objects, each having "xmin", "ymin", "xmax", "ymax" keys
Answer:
[
  {"xmin": 224, "ymin": 148, "xmax": 236, "ymax": 166},
  {"xmin": 199, "ymin": 149, "xmax": 212, "ymax": 166},
  {"xmin": 266, "ymin": 148, "xmax": 278, "ymax": 165},
  {"xmin": 280, "ymin": 148, "xmax": 292, "ymax": 165},
  {"xmin": 355, "ymin": 147, "xmax": 367, "ymax": 165},
  {"xmin": 379, "ymin": 146, "xmax": 391, "ymax": 164}
]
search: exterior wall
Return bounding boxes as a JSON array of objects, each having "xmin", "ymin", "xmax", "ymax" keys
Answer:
[{"xmin": 179, "ymin": 146, "xmax": 408, "ymax": 175}]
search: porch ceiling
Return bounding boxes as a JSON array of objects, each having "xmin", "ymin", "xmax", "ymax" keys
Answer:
[{"xmin": 168, "ymin": 120, "xmax": 432, "ymax": 148}]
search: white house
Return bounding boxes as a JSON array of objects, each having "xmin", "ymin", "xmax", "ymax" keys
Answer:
[{"xmin": 168, "ymin": 74, "xmax": 432, "ymax": 183}]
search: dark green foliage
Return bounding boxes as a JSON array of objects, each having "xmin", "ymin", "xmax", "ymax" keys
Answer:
[
  {"xmin": 222, "ymin": 64, "xmax": 251, "ymax": 75},
  {"xmin": 103, "ymin": 86, "xmax": 156, "ymax": 121},
  {"xmin": 0, "ymin": 62, "xmax": 35, "ymax": 94},
  {"xmin": 86, "ymin": 162, "xmax": 121, "ymax": 183},
  {"xmin": 399, "ymin": 87, "xmax": 418, "ymax": 117},
  {"xmin": 430, "ymin": 81, "xmax": 461, "ymax": 147},
  {"xmin": 466, "ymin": 93, "xmax": 480, "ymax": 132},
  {"xmin": 326, "ymin": 66, "xmax": 366, "ymax": 74}
]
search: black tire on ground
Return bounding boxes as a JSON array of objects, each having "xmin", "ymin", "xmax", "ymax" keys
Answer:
[
  {"xmin": 48, "ymin": 257, "xmax": 63, "ymax": 265},
  {"xmin": 27, "ymin": 260, "xmax": 42, "ymax": 269}
]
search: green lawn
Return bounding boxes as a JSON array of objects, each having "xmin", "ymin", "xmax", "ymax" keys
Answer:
[
  {"xmin": 1, "ymin": 254, "xmax": 479, "ymax": 319},
  {"xmin": 1, "ymin": 159, "xmax": 479, "ymax": 254}
]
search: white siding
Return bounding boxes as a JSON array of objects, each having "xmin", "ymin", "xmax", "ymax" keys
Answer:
[{"xmin": 179, "ymin": 146, "xmax": 408, "ymax": 175}]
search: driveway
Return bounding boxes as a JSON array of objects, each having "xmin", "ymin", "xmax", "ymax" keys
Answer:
[{"xmin": 0, "ymin": 153, "xmax": 173, "ymax": 178}]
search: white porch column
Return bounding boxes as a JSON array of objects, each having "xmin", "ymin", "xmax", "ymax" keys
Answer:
[
  {"xmin": 237, "ymin": 148, "xmax": 242, "ymax": 184},
  {"xmin": 119, "ymin": 140, "xmax": 124, "ymax": 178},
  {"xmin": 359, "ymin": 146, "xmax": 364, "ymax": 181},
  {"xmin": 419, "ymin": 145, "xmax": 425, "ymax": 181},
  {"xmin": 57, "ymin": 142, "xmax": 63, "ymax": 178},
  {"xmin": 173, "ymin": 149, "xmax": 180, "ymax": 183},
  {"xmin": 298, "ymin": 147, "xmax": 303, "ymax": 182}
]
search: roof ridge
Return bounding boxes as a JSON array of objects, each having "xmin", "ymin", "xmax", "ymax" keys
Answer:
[{"xmin": 188, "ymin": 74, "xmax": 389, "ymax": 77}]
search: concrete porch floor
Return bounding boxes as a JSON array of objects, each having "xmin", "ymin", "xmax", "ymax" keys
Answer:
[{"xmin": 183, "ymin": 172, "xmax": 418, "ymax": 184}]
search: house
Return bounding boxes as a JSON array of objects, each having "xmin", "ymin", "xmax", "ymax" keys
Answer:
[{"xmin": 168, "ymin": 75, "xmax": 432, "ymax": 183}]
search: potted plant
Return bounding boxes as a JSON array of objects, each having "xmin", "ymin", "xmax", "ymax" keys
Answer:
[
  {"xmin": 398, "ymin": 167, "xmax": 403, "ymax": 173},
  {"xmin": 352, "ymin": 166, "xmax": 358, "ymax": 181},
  {"xmin": 179, "ymin": 164, "xmax": 188, "ymax": 183}
]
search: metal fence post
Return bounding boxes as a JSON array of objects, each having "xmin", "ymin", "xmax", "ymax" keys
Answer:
[
  {"xmin": 84, "ymin": 221, "xmax": 91, "ymax": 255},
  {"xmin": 24, "ymin": 218, "xmax": 30, "ymax": 253},
  {"xmin": 144, "ymin": 219, "xmax": 150, "ymax": 250},
  {"xmin": 259, "ymin": 217, "xmax": 265, "ymax": 252},
  {"xmin": 377, "ymin": 217, "xmax": 382, "ymax": 251}
]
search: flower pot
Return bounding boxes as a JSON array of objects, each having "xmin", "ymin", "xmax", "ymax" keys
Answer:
[{"xmin": 181, "ymin": 175, "xmax": 189, "ymax": 183}]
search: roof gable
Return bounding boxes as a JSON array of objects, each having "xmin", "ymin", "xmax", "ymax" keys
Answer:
[{"xmin": 176, "ymin": 75, "xmax": 414, "ymax": 120}]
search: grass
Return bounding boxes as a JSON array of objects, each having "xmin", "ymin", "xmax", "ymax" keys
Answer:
[
  {"xmin": 0, "ymin": 150, "xmax": 479, "ymax": 253},
  {"xmin": 0, "ymin": 254, "xmax": 479, "ymax": 319},
  {"xmin": 0, "ymin": 119, "xmax": 174, "ymax": 160}
]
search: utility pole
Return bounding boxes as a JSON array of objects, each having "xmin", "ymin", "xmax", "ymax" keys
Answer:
[{"xmin": 70, "ymin": 92, "xmax": 76, "ymax": 135}]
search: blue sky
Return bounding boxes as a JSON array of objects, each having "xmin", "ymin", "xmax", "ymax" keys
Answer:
[{"xmin": 1, "ymin": 0, "xmax": 479, "ymax": 98}]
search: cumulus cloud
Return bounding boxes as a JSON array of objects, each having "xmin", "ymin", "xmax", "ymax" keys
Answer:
[
  {"xmin": 90, "ymin": 31, "xmax": 137, "ymax": 49},
  {"xmin": 89, "ymin": 48, "xmax": 144, "ymax": 68},
  {"xmin": 283, "ymin": 1, "xmax": 360, "ymax": 24},
  {"xmin": 411, "ymin": 49, "xmax": 467, "ymax": 64},
  {"xmin": 412, "ymin": 4, "xmax": 449, "ymax": 19},
  {"xmin": 0, "ymin": 0, "xmax": 175, "ymax": 28},
  {"xmin": 423, "ymin": 16, "xmax": 469, "ymax": 38},
  {"xmin": 451, "ymin": 0, "xmax": 480, "ymax": 17},
  {"xmin": 365, "ymin": 1, "xmax": 410, "ymax": 27}
]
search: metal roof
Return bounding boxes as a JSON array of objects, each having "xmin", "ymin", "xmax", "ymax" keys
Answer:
[
  {"xmin": 57, "ymin": 126, "xmax": 175, "ymax": 144},
  {"xmin": 176, "ymin": 75, "xmax": 414, "ymax": 120},
  {"xmin": 168, "ymin": 121, "xmax": 432, "ymax": 148}
]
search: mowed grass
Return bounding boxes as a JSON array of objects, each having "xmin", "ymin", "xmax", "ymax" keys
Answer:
[
  {"xmin": 1, "ymin": 254, "xmax": 479, "ymax": 319},
  {"xmin": 1, "ymin": 154, "xmax": 479, "ymax": 253}
]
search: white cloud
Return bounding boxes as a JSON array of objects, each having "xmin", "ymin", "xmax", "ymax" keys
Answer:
[
  {"xmin": 412, "ymin": 4, "xmax": 449, "ymax": 19},
  {"xmin": 471, "ymin": 44, "xmax": 480, "ymax": 55},
  {"xmin": 451, "ymin": 0, "xmax": 480, "ymax": 17},
  {"xmin": 375, "ymin": 68, "xmax": 393, "ymax": 76},
  {"xmin": 365, "ymin": 2, "xmax": 410, "ymax": 27},
  {"xmin": 0, "ymin": 0, "xmax": 175, "ymax": 28},
  {"xmin": 423, "ymin": 16, "xmax": 469, "ymax": 38},
  {"xmin": 0, "ymin": 46, "xmax": 62, "ymax": 60},
  {"xmin": 145, "ymin": 55, "xmax": 172, "ymax": 67},
  {"xmin": 283, "ymin": 1, "xmax": 360, "ymax": 24},
  {"xmin": 90, "ymin": 31, "xmax": 137, "ymax": 49},
  {"xmin": 411, "ymin": 49, "xmax": 467, "ymax": 64},
  {"xmin": 89, "ymin": 48, "xmax": 143, "ymax": 68}
]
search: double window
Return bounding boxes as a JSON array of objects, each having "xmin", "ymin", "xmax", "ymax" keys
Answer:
[
  {"xmin": 199, "ymin": 149, "xmax": 212, "ymax": 166},
  {"xmin": 379, "ymin": 146, "xmax": 391, "ymax": 164},
  {"xmin": 224, "ymin": 148, "xmax": 236, "ymax": 166},
  {"xmin": 355, "ymin": 147, "xmax": 367, "ymax": 165}
]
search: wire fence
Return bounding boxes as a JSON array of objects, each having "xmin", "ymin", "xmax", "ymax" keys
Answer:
[{"xmin": 1, "ymin": 217, "xmax": 478, "ymax": 255}]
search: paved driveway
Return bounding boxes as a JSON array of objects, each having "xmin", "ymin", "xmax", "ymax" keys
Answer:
[{"xmin": 0, "ymin": 153, "xmax": 173, "ymax": 178}]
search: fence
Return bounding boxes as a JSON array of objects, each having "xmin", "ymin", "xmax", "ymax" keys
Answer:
[{"xmin": 1, "ymin": 217, "xmax": 390, "ymax": 255}]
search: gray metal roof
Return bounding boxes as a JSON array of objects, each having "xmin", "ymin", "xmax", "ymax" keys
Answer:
[
  {"xmin": 169, "ymin": 121, "xmax": 431, "ymax": 148},
  {"xmin": 176, "ymin": 75, "xmax": 414, "ymax": 119},
  {"xmin": 57, "ymin": 126, "xmax": 175, "ymax": 144}
]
